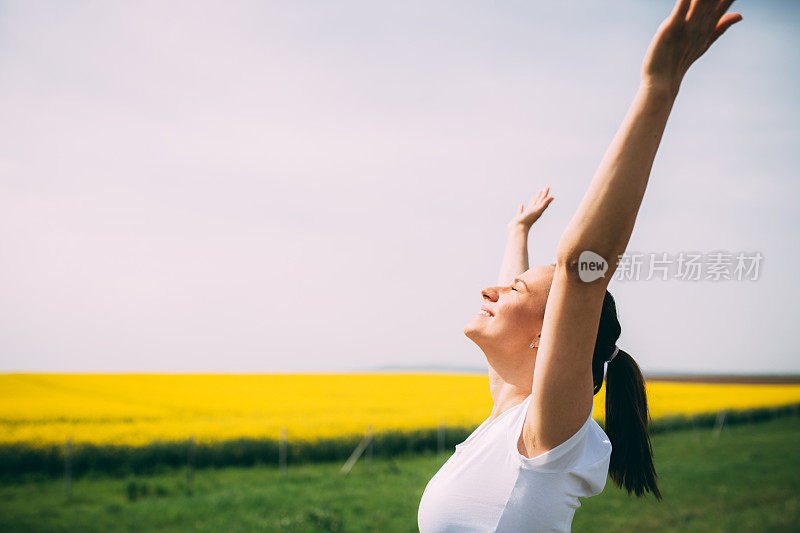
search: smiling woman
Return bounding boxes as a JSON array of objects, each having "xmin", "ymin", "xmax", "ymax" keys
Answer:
[{"xmin": 419, "ymin": 1, "xmax": 745, "ymax": 531}]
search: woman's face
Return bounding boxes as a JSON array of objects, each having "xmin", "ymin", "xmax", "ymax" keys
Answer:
[{"xmin": 463, "ymin": 264, "xmax": 555, "ymax": 355}]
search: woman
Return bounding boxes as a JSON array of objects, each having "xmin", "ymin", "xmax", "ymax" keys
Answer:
[{"xmin": 417, "ymin": 1, "xmax": 742, "ymax": 531}]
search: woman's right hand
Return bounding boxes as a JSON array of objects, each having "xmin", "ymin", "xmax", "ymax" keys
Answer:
[
  {"xmin": 508, "ymin": 187, "xmax": 554, "ymax": 232},
  {"xmin": 642, "ymin": 0, "xmax": 742, "ymax": 93}
]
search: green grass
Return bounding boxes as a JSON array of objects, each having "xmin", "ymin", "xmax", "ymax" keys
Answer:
[{"xmin": 1, "ymin": 415, "xmax": 798, "ymax": 532}]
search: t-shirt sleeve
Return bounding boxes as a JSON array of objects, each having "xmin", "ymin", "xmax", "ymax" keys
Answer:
[{"xmin": 514, "ymin": 414, "xmax": 612, "ymax": 497}]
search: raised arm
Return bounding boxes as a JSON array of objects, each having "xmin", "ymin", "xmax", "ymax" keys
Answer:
[
  {"xmin": 526, "ymin": 0, "xmax": 742, "ymax": 453},
  {"xmin": 558, "ymin": 0, "xmax": 742, "ymax": 267},
  {"xmin": 498, "ymin": 187, "xmax": 553, "ymax": 286}
]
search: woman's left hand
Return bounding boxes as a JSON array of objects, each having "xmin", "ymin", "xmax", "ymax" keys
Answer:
[
  {"xmin": 508, "ymin": 187, "xmax": 554, "ymax": 231},
  {"xmin": 642, "ymin": 0, "xmax": 742, "ymax": 93}
]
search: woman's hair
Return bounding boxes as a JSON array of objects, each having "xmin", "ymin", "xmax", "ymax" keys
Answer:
[{"xmin": 591, "ymin": 290, "xmax": 662, "ymax": 501}]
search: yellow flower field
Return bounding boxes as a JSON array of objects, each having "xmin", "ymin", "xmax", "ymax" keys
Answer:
[{"xmin": 2, "ymin": 373, "xmax": 799, "ymax": 448}]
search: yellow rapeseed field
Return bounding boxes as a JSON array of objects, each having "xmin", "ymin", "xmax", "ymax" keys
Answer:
[{"xmin": 2, "ymin": 374, "xmax": 799, "ymax": 448}]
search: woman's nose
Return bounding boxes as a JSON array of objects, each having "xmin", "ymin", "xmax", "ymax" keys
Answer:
[{"xmin": 482, "ymin": 287, "xmax": 499, "ymax": 301}]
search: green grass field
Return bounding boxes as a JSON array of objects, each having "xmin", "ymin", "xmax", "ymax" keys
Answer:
[{"xmin": 1, "ymin": 415, "xmax": 798, "ymax": 532}]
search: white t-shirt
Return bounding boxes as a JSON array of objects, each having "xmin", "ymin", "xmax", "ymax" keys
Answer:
[{"xmin": 418, "ymin": 393, "xmax": 612, "ymax": 532}]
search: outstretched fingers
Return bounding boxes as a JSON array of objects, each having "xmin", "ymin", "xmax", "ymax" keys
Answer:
[
  {"xmin": 708, "ymin": 12, "xmax": 742, "ymax": 47},
  {"xmin": 685, "ymin": 0, "xmax": 715, "ymax": 23},
  {"xmin": 530, "ymin": 186, "xmax": 550, "ymax": 205},
  {"xmin": 716, "ymin": 12, "xmax": 743, "ymax": 33},
  {"xmin": 669, "ymin": 0, "xmax": 691, "ymax": 24}
]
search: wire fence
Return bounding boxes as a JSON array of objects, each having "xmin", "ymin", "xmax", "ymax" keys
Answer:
[{"xmin": 2, "ymin": 401, "xmax": 798, "ymax": 486}]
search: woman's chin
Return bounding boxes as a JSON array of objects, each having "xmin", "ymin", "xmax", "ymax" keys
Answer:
[{"xmin": 463, "ymin": 317, "xmax": 486, "ymax": 342}]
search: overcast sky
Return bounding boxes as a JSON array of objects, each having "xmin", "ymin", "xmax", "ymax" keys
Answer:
[{"xmin": 1, "ymin": 0, "xmax": 798, "ymax": 374}]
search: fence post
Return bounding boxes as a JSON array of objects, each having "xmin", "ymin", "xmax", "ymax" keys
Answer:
[
  {"xmin": 341, "ymin": 433, "xmax": 371, "ymax": 475},
  {"xmin": 279, "ymin": 427, "xmax": 287, "ymax": 477},
  {"xmin": 64, "ymin": 436, "xmax": 72, "ymax": 501},
  {"xmin": 712, "ymin": 411, "xmax": 726, "ymax": 439},
  {"xmin": 365, "ymin": 424, "xmax": 373, "ymax": 473},
  {"xmin": 438, "ymin": 422, "xmax": 445, "ymax": 455},
  {"xmin": 187, "ymin": 435, "xmax": 196, "ymax": 486}
]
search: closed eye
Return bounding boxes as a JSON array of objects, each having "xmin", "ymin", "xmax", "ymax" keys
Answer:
[{"xmin": 511, "ymin": 277, "xmax": 528, "ymax": 292}]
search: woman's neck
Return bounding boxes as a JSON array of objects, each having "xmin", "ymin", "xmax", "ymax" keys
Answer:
[{"xmin": 486, "ymin": 364, "xmax": 533, "ymax": 423}]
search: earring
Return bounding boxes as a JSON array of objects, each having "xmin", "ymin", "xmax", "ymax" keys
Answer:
[{"xmin": 529, "ymin": 334, "xmax": 541, "ymax": 349}]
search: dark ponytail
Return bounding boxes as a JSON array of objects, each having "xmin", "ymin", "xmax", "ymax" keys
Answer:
[{"xmin": 591, "ymin": 290, "xmax": 662, "ymax": 501}]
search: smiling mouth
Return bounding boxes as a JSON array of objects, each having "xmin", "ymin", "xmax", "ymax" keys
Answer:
[{"xmin": 479, "ymin": 309, "xmax": 494, "ymax": 318}]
